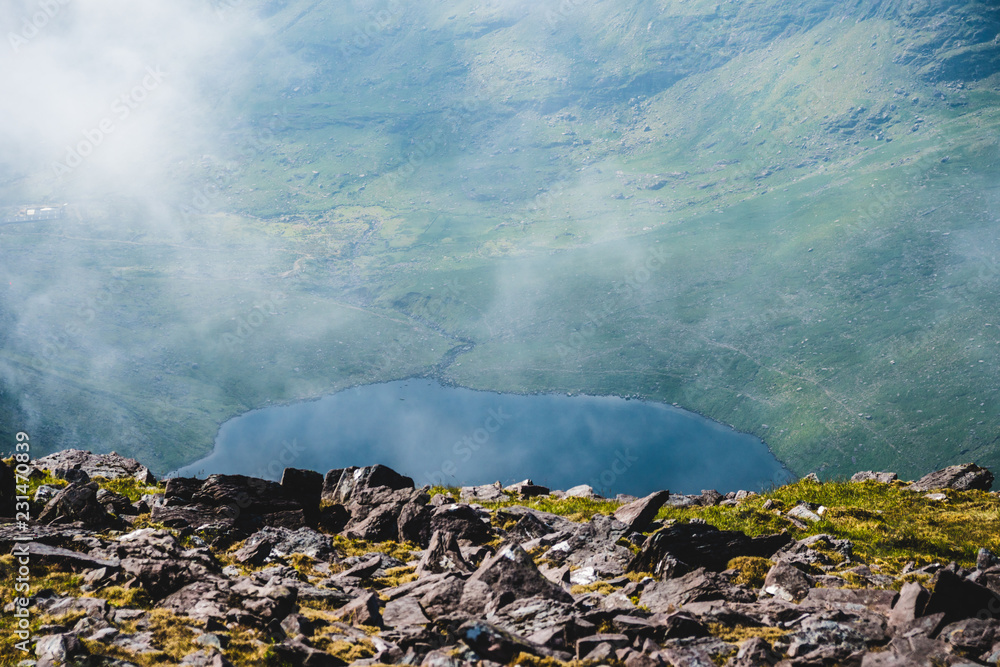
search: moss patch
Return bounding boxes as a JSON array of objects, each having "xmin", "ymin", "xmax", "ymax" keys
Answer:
[{"xmin": 727, "ymin": 557, "xmax": 774, "ymax": 589}]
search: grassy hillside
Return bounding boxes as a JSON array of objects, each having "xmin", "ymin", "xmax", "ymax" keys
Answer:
[{"xmin": 1, "ymin": 0, "xmax": 999, "ymax": 478}]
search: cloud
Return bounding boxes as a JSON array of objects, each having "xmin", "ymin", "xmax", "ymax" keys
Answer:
[{"xmin": 0, "ymin": 0, "xmax": 279, "ymax": 202}]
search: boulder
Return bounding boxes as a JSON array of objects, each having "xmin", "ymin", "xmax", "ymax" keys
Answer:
[
  {"xmin": 628, "ymin": 522, "xmax": 792, "ymax": 576},
  {"xmin": 460, "ymin": 482, "xmax": 505, "ymax": 502},
  {"xmin": 640, "ymin": 568, "xmax": 753, "ymax": 613},
  {"xmin": 888, "ymin": 582, "xmax": 930, "ymax": 631},
  {"xmin": 614, "ymin": 490, "xmax": 671, "ymax": 533},
  {"xmin": 925, "ymin": 569, "xmax": 1000, "ymax": 624},
  {"xmin": 271, "ymin": 639, "xmax": 347, "ymax": 667},
  {"xmin": 416, "ymin": 530, "xmax": 474, "ymax": 576},
  {"xmin": 280, "ymin": 467, "xmax": 324, "ymax": 525},
  {"xmin": 577, "ymin": 633, "xmax": 630, "ymax": 659},
  {"xmin": 240, "ymin": 526, "xmax": 337, "ymax": 562},
  {"xmin": 105, "ymin": 528, "xmax": 223, "ymax": 600},
  {"xmin": 762, "ymin": 561, "xmax": 813, "ymax": 602},
  {"xmin": 786, "ymin": 504, "xmax": 823, "ymax": 523},
  {"xmin": 725, "ymin": 636, "xmax": 779, "ymax": 667},
  {"xmin": 231, "ymin": 579, "xmax": 298, "ymax": 628},
  {"xmin": 977, "ymin": 548, "xmax": 1000, "ymax": 572},
  {"xmin": 335, "ymin": 590, "xmax": 383, "ymax": 627},
  {"xmin": 774, "ymin": 616, "xmax": 868, "ymax": 664},
  {"xmin": 462, "ymin": 542, "xmax": 573, "ymax": 614},
  {"xmin": 161, "ymin": 580, "xmax": 231, "ymax": 626},
  {"xmin": 851, "ymin": 471, "xmax": 899, "ymax": 484},
  {"xmin": 344, "ymin": 502, "xmax": 405, "ymax": 541},
  {"xmin": 426, "ymin": 504, "xmax": 493, "ymax": 545},
  {"xmin": 154, "ymin": 474, "xmax": 307, "ymax": 532},
  {"xmin": 565, "ymin": 484, "xmax": 599, "ymax": 498},
  {"xmin": 383, "ymin": 596, "xmax": 431, "ymax": 628},
  {"xmin": 35, "ymin": 633, "xmax": 88, "ymax": 664},
  {"xmin": 457, "ymin": 620, "xmax": 551, "ymax": 663},
  {"xmin": 24, "ymin": 541, "xmax": 120, "ymax": 572},
  {"xmin": 38, "ymin": 482, "xmax": 119, "ymax": 529},
  {"xmin": 96, "ymin": 487, "xmax": 136, "ymax": 515},
  {"xmin": 907, "ymin": 463, "xmax": 994, "ymax": 492},
  {"xmin": 33, "ymin": 449, "xmax": 157, "ymax": 483},
  {"xmin": 936, "ymin": 618, "xmax": 998, "ymax": 654},
  {"xmin": 321, "ymin": 464, "xmax": 414, "ymax": 506},
  {"xmin": 504, "ymin": 479, "xmax": 550, "ymax": 497}
]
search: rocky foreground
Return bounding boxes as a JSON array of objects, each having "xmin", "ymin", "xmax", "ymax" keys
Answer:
[{"xmin": 2, "ymin": 451, "xmax": 1000, "ymax": 667}]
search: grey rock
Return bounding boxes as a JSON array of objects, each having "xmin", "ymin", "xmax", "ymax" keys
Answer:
[
  {"xmin": 161, "ymin": 580, "xmax": 231, "ymax": 626},
  {"xmin": 774, "ymin": 616, "xmax": 867, "ymax": 664},
  {"xmin": 851, "ymin": 471, "xmax": 899, "ymax": 484},
  {"xmin": 383, "ymin": 596, "xmax": 431, "ymax": 628},
  {"xmin": 657, "ymin": 636, "xmax": 737, "ymax": 667},
  {"xmin": 462, "ymin": 542, "xmax": 573, "ymax": 614},
  {"xmin": 321, "ymin": 464, "xmax": 414, "ymax": 506},
  {"xmin": 105, "ymin": 528, "xmax": 223, "ymax": 600},
  {"xmin": 335, "ymin": 590, "xmax": 383, "ymax": 627},
  {"xmin": 246, "ymin": 526, "xmax": 336, "ymax": 561},
  {"xmin": 180, "ymin": 649, "xmax": 235, "ymax": 666},
  {"xmin": 724, "ymin": 636, "xmax": 779, "ymax": 667},
  {"xmin": 925, "ymin": 569, "xmax": 1000, "ymax": 625},
  {"xmin": 628, "ymin": 522, "xmax": 792, "ymax": 576},
  {"xmin": 280, "ymin": 467, "xmax": 324, "ymax": 525},
  {"xmin": 34, "ymin": 449, "xmax": 156, "ymax": 484},
  {"xmin": 272, "ymin": 639, "xmax": 347, "ymax": 667},
  {"xmin": 460, "ymin": 482, "xmax": 504, "ymax": 502},
  {"xmin": 38, "ymin": 482, "xmax": 118, "ymax": 529},
  {"xmin": 802, "ymin": 587, "xmax": 898, "ymax": 614},
  {"xmin": 416, "ymin": 530, "xmax": 473, "ymax": 576},
  {"xmin": 231, "ymin": 579, "xmax": 298, "ymax": 627},
  {"xmin": 427, "ymin": 504, "xmax": 494, "ymax": 545},
  {"xmin": 565, "ymin": 484, "xmax": 598, "ymax": 498},
  {"xmin": 762, "ymin": 561, "xmax": 812, "ymax": 602},
  {"xmin": 786, "ymin": 504, "xmax": 822, "ymax": 523},
  {"xmin": 889, "ymin": 582, "xmax": 930, "ymax": 632},
  {"xmin": 504, "ymin": 479, "xmax": 550, "ymax": 498},
  {"xmin": 23, "ymin": 541, "xmax": 120, "ymax": 572},
  {"xmin": 35, "ymin": 634, "xmax": 87, "ymax": 662},
  {"xmin": 977, "ymin": 547, "xmax": 1000, "ymax": 572},
  {"xmin": 33, "ymin": 484, "xmax": 60, "ymax": 504},
  {"xmin": 937, "ymin": 617, "xmax": 998, "ymax": 653},
  {"xmin": 577, "ymin": 633, "xmax": 630, "ymax": 659},
  {"xmin": 640, "ymin": 569, "xmax": 753, "ymax": 613},
  {"xmin": 155, "ymin": 474, "xmax": 307, "ymax": 532},
  {"xmin": 907, "ymin": 463, "xmax": 994, "ymax": 492},
  {"xmin": 614, "ymin": 490, "xmax": 671, "ymax": 533},
  {"xmin": 457, "ymin": 620, "xmax": 550, "ymax": 663}
]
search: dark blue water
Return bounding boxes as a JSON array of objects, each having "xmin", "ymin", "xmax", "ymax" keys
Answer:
[{"xmin": 173, "ymin": 379, "xmax": 793, "ymax": 496}]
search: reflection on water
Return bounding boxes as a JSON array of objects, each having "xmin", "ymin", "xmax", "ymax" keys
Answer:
[{"xmin": 173, "ymin": 379, "xmax": 793, "ymax": 496}]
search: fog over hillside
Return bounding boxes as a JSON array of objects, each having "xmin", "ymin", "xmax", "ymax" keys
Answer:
[{"xmin": 1, "ymin": 0, "xmax": 999, "ymax": 482}]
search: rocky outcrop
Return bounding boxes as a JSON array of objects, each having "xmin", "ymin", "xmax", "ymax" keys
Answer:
[
  {"xmin": 33, "ymin": 449, "xmax": 156, "ymax": 484},
  {"xmin": 5, "ymin": 455, "xmax": 1000, "ymax": 667},
  {"xmin": 907, "ymin": 463, "xmax": 994, "ymax": 492}
]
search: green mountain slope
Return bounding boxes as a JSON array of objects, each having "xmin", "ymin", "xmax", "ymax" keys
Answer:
[{"xmin": 1, "ymin": 0, "xmax": 998, "ymax": 478}]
